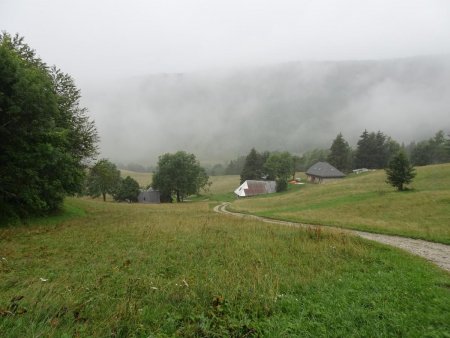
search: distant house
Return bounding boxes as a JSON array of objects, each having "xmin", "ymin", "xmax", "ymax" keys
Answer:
[
  {"xmin": 234, "ymin": 180, "xmax": 276, "ymax": 197},
  {"xmin": 306, "ymin": 162, "xmax": 345, "ymax": 183},
  {"xmin": 138, "ymin": 188, "xmax": 160, "ymax": 203},
  {"xmin": 353, "ymin": 168, "xmax": 369, "ymax": 174}
]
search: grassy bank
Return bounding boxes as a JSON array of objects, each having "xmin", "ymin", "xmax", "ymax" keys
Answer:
[
  {"xmin": 1, "ymin": 198, "xmax": 449, "ymax": 336},
  {"xmin": 120, "ymin": 170, "xmax": 153, "ymax": 188},
  {"xmin": 231, "ymin": 164, "xmax": 450, "ymax": 244}
]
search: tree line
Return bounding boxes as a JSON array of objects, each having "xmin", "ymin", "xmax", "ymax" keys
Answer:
[
  {"xmin": 327, "ymin": 130, "xmax": 450, "ymax": 173},
  {"xmin": 223, "ymin": 129, "xmax": 450, "ymax": 181},
  {"xmin": 238, "ymin": 149, "xmax": 296, "ymax": 192},
  {"xmin": 84, "ymin": 152, "xmax": 210, "ymax": 203}
]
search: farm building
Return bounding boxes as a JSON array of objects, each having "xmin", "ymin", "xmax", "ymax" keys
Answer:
[
  {"xmin": 138, "ymin": 188, "xmax": 160, "ymax": 203},
  {"xmin": 234, "ymin": 180, "xmax": 276, "ymax": 197},
  {"xmin": 306, "ymin": 162, "xmax": 345, "ymax": 183}
]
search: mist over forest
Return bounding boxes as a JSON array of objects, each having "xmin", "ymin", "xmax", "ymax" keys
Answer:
[{"xmin": 83, "ymin": 55, "xmax": 450, "ymax": 165}]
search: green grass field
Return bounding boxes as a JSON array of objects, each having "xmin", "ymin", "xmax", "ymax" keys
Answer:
[
  {"xmin": 231, "ymin": 164, "xmax": 450, "ymax": 244},
  {"xmin": 1, "ymin": 197, "xmax": 450, "ymax": 337}
]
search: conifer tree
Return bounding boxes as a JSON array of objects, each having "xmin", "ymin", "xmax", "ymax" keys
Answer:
[
  {"xmin": 240, "ymin": 148, "xmax": 265, "ymax": 183},
  {"xmin": 385, "ymin": 152, "xmax": 416, "ymax": 191},
  {"xmin": 327, "ymin": 133, "xmax": 352, "ymax": 172}
]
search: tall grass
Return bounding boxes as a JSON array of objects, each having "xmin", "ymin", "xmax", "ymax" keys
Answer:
[
  {"xmin": 232, "ymin": 164, "xmax": 450, "ymax": 244},
  {"xmin": 1, "ymin": 198, "xmax": 449, "ymax": 336}
]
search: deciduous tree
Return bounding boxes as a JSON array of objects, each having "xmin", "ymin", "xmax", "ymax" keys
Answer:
[
  {"xmin": 0, "ymin": 33, "xmax": 98, "ymax": 221},
  {"xmin": 152, "ymin": 151, "xmax": 210, "ymax": 202},
  {"xmin": 87, "ymin": 159, "xmax": 121, "ymax": 201},
  {"xmin": 113, "ymin": 176, "xmax": 140, "ymax": 202},
  {"xmin": 264, "ymin": 152, "xmax": 293, "ymax": 192}
]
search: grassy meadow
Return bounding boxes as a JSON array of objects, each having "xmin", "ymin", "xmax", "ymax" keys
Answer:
[
  {"xmin": 231, "ymin": 164, "xmax": 450, "ymax": 244},
  {"xmin": 1, "ymin": 197, "xmax": 450, "ymax": 337},
  {"xmin": 120, "ymin": 170, "xmax": 153, "ymax": 188}
]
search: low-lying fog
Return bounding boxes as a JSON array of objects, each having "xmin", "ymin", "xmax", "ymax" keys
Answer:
[{"xmin": 83, "ymin": 56, "xmax": 450, "ymax": 164}]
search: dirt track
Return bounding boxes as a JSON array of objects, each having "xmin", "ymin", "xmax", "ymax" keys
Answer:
[{"xmin": 213, "ymin": 203, "xmax": 450, "ymax": 272}]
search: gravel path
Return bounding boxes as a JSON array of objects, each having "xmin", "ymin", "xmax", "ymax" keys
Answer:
[{"xmin": 213, "ymin": 203, "xmax": 450, "ymax": 272}]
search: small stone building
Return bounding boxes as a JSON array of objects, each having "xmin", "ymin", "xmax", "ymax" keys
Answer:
[
  {"xmin": 138, "ymin": 188, "xmax": 160, "ymax": 203},
  {"xmin": 306, "ymin": 162, "xmax": 345, "ymax": 183}
]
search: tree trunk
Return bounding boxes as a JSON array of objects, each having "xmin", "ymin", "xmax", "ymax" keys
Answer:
[
  {"xmin": 102, "ymin": 192, "xmax": 106, "ymax": 201},
  {"xmin": 176, "ymin": 191, "xmax": 181, "ymax": 203}
]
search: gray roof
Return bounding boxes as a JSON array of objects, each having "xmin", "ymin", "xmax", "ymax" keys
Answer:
[{"xmin": 306, "ymin": 162, "xmax": 345, "ymax": 178}]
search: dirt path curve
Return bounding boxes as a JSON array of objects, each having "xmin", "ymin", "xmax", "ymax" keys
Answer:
[{"xmin": 213, "ymin": 203, "xmax": 450, "ymax": 272}]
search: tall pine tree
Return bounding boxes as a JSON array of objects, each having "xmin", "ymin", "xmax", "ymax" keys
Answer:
[
  {"xmin": 240, "ymin": 148, "xmax": 265, "ymax": 183},
  {"xmin": 355, "ymin": 130, "xmax": 398, "ymax": 169},
  {"xmin": 327, "ymin": 133, "xmax": 352, "ymax": 172}
]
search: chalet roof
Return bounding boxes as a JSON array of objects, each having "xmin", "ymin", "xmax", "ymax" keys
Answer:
[{"xmin": 306, "ymin": 162, "xmax": 345, "ymax": 178}]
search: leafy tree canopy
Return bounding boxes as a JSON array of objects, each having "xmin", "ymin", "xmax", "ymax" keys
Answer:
[
  {"xmin": 296, "ymin": 149, "xmax": 329, "ymax": 172},
  {"xmin": 0, "ymin": 32, "xmax": 98, "ymax": 222},
  {"xmin": 152, "ymin": 151, "xmax": 210, "ymax": 202},
  {"xmin": 113, "ymin": 176, "xmax": 140, "ymax": 202},
  {"xmin": 86, "ymin": 159, "xmax": 121, "ymax": 202},
  {"xmin": 264, "ymin": 152, "xmax": 294, "ymax": 192}
]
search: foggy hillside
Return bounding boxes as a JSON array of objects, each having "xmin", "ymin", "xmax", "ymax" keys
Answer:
[{"xmin": 84, "ymin": 55, "xmax": 450, "ymax": 165}]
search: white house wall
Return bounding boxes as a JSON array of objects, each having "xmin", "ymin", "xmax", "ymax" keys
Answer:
[{"xmin": 234, "ymin": 181, "xmax": 248, "ymax": 197}]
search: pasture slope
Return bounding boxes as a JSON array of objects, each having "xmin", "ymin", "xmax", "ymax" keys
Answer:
[
  {"xmin": 231, "ymin": 163, "xmax": 450, "ymax": 244},
  {"xmin": 1, "ymin": 196, "xmax": 449, "ymax": 337},
  {"xmin": 120, "ymin": 170, "xmax": 153, "ymax": 188}
]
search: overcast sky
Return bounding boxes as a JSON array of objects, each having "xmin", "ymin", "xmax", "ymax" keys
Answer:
[
  {"xmin": 2, "ymin": 1, "xmax": 450, "ymax": 164},
  {"xmin": 2, "ymin": 0, "xmax": 450, "ymax": 87}
]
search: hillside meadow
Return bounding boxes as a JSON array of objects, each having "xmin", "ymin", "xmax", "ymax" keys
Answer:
[
  {"xmin": 231, "ymin": 164, "xmax": 450, "ymax": 244},
  {"xmin": 120, "ymin": 170, "xmax": 153, "ymax": 188},
  {"xmin": 1, "ymin": 198, "xmax": 450, "ymax": 337}
]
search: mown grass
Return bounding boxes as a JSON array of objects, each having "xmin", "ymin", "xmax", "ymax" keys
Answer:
[
  {"xmin": 231, "ymin": 164, "xmax": 450, "ymax": 244},
  {"xmin": 1, "ymin": 198, "xmax": 449, "ymax": 337}
]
